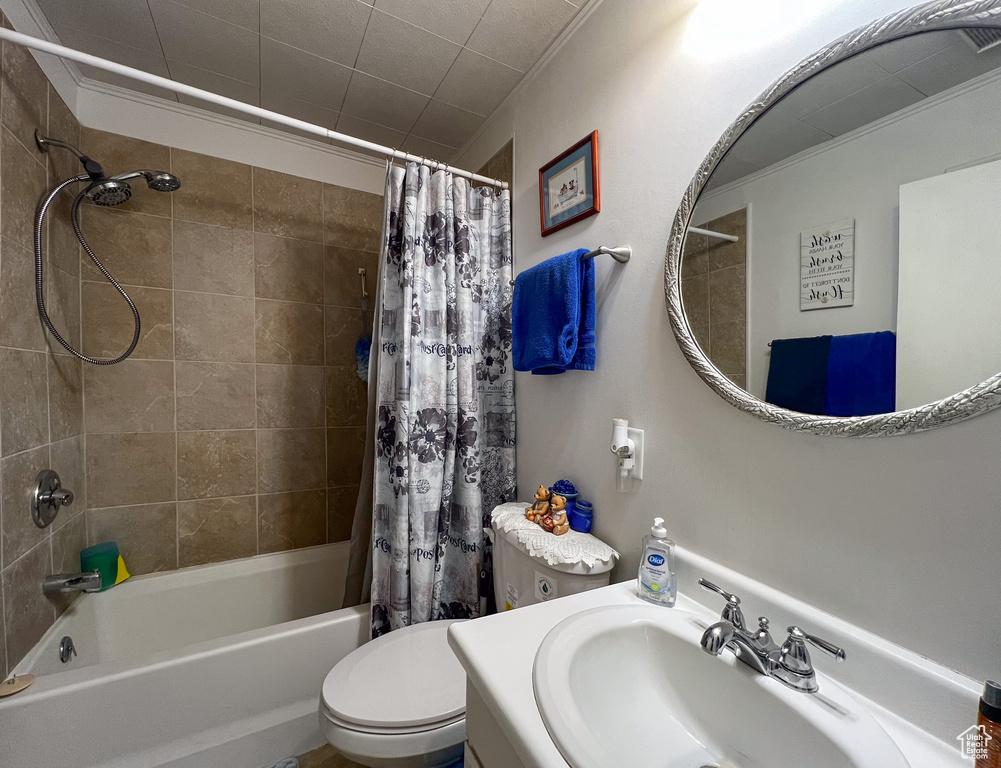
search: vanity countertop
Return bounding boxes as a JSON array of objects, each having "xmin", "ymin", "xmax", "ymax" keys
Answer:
[{"xmin": 448, "ymin": 553, "xmax": 974, "ymax": 768}]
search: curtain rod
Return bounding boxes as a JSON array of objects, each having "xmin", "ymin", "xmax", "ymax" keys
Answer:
[{"xmin": 0, "ymin": 27, "xmax": 508, "ymax": 190}]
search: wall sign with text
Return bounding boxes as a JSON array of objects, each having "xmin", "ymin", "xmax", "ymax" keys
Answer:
[{"xmin": 800, "ymin": 218, "xmax": 854, "ymax": 311}]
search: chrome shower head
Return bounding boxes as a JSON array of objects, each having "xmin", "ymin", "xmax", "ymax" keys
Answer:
[
  {"xmin": 142, "ymin": 170, "xmax": 181, "ymax": 192},
  {"xmin": 85, "ymin": 179, "xmax": 133, "ymax": 206}
]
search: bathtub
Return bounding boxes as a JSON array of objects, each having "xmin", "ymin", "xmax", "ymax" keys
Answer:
[{"xmin": 1, "ymin": 543, "xmax": 369, "ymax": 768}]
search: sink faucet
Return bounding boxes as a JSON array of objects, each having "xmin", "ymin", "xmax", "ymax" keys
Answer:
[
  {"xmin": 43, "ymin": 570, "xmax": 101, "ymax": 596},
  {"xmin": 698, "ymin": 579, "xmax": 845, "ymax": 693}
]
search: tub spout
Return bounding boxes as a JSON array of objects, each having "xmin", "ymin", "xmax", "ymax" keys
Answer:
[{"xmin": 43, "ymin": 570, "xmax": 101, "ymax": 595}]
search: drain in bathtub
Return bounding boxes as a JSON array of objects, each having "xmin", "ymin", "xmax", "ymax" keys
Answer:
[{"xmin": 59, "ymin": 636, "xmax": 77, "ymax": 663}]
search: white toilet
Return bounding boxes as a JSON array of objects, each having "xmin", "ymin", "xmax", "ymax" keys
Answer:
[{"xmin": 318, "ymin": 619, "xmax": 467, "ymax": 768}]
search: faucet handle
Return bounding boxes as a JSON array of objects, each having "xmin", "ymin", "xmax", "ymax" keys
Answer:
[
  {"xmin": 754, "ymin": 616, "xmax": 774, "ymax": 646},
  {"xmin": 781, "ymin": 626, "xmax": 846, "ymax": 675},
  {"xmin": 794, "ymin": 627, "xmax": 846, "ymax": 662},
  {"xmin": 698, "ymin": 578, "xmax": 745, "ymax": 629}
]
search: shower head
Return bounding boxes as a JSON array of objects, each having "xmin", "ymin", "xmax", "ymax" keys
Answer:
[{"xmin": 83, "ymin": 170, "xmax": 181, "ymax": 206}]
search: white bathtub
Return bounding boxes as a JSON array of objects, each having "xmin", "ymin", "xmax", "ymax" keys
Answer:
[{"xmin": 1, "ymin": 543, "xmax": 369, "ymax": 768}]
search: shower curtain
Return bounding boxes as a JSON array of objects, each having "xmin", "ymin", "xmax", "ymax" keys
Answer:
[{"xmin": 365, "ymin": 161, "xmax": 516, "ymax": 637}]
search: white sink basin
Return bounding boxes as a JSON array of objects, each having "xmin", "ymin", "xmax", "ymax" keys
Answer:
[{"xmin": 533, "ymin": 604, "xmax": 910, "ymax": 768}]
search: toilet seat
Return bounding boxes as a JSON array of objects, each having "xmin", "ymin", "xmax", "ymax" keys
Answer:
[{"xmin": 319, "ymin": 619, "xmax": 467, "ymax": 767}]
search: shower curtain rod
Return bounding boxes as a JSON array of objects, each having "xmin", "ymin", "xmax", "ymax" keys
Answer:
[{"xmin": 0, "ymin": 27, "xmax": 508, "ymax": 189}]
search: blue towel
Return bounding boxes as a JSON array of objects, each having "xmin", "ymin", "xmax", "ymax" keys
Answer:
[
  {"xmin": 512, "ymin": 249, "xmax": 595, "ymax": 375},
  {"xmin": 825, "ymin": 331, "xmax": 895, "ymax": 417},
  {"xmin": 765, "ymin": 335, "xmax": 832, "ymax": 415}
]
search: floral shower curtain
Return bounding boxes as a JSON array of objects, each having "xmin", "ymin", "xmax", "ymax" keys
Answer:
[{"xmin": 371, "ymin": 161, "xmax": 516, "ymax": 638}]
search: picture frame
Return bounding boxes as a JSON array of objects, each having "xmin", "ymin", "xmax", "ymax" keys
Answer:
[{"xmin": 539, "ymin": 130, "xmax": 600, "ymax": 236}]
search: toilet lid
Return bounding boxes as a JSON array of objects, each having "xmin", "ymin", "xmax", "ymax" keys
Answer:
[{"xmin": 322, "ymin": 619, "xmax": 467, "ymax": 730}]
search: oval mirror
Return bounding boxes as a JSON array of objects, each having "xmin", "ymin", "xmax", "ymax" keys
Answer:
[{"xmin": 667, "ymin": 1, "xmax": 1001, "ymax": 436}]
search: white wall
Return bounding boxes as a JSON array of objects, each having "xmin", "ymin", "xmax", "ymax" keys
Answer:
[
  {"xmin": 693, "ymin": 69, "xmax": 1001, "ymax": 398},
  {"xmin": 897, "ymin": 157, "xmax": 1001, "ymax": 409},
  {"xmin": 457, "ymin": 0, "xmax": 1000, "ymax": 683}
]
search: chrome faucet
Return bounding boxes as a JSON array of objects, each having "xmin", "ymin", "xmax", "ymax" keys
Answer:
[
  {"xmin": 43, "ymin": 570, "xmax": 101, "ymax": 596},
  {"xmin": 698, "ymin": 578, "xmax": 845, "ymax": 693}
]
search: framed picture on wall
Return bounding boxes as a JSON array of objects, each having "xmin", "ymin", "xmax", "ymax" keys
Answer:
[{"xmin": 539, "ymin": 130, "xmax": 600, "ymax": 236}]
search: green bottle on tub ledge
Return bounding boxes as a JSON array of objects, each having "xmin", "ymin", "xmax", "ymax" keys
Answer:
[{"xmin": 81, "ymin": 541, "xmax": 131, "ymax": 591}]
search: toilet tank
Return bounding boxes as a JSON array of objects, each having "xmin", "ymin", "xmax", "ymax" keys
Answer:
[{"xmin": 491, "ymin": 521, "xmax": 615, "ymax": 612}]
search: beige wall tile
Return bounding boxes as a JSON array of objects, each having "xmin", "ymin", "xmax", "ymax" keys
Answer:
[
  {"xmin": 46, "ymin": 85, "xmax": 81, "ymax": 186},
  {"xmin": 175, "ymin": 291, "xmax": 256, "ymax": 362},
  {"xmin": 84, "ymin": 360, "xmax": 175, "ymax": 433},
  {"xmin": 258, "ymin": 489, "xmax": 326, "ymax": 553},
  {"xmin": 0, "ymin": 348, "xmax": 49, "ymax": 457},
  {"xmin": 82, "ymin": 282, "xmax": 173, "ymax": 360},
  {"xmin": 46, "ymin": 191, "xmax": 82, "ymax": 277},
  {"xmin": 327, "ymin": 486, "xmax": 358, "ymax": 543},
  {"xmin": 257, "ymin": 428, "xmax": 325, "ymax": 493},
  {"xmin": 79, "ymin": 207, "xmax": 172, "ymax": 288},
  {"xmin": 1, "ymin": 127, "xmax": 46, "ymax": 252},
  {"xmin": 256, "ymin": 299, "xmax": 324, "ymax": 365},
  {"xmin": 324, "ymin": 306, "xmax": 365, "ymax": 367},
  {"xmin": 48, "ymin": 354, "xmax": 83, "ymax": 442},
  {"xmin": 327, "ymin": 427, "xmax": 366, "ymax": 488},
  {"xmin": 86, "ymin": 432, "xmax": 176, "ymax": 508},
  {"xmin": 50, "ymin": 435, "xmax": 86, "ymax": 520},
  {"xmin": 177, "ymin": 430, "xmax": 256, "ymax": 500},
  {"xmin": 254, "ymin": 233, "xmax": 324, "ymax": 304},
  {"xmin": 80, "ymin": 128, "xmax": 172, "ymax": 217},
  {"xmin": 50, "ymin": 512, "xmax": 87, "ymax": 615},
  {"xmin": 322, "ymin": 184, "xmax": 384, "ymax": 251},
  {"xmin": 691, "ymin": 323, "xmax": 710, "ymax": 356},
  {"xmin": 0, "ymin": 587, "xmax": 5, "ymax": 678},
  {"xmin": 681, "ymin": 232, "xmax": 709, "ymax": 279},
  {"xmin": 170, "ymin": 149, "xmax": 253, "ymax": 229},
  {"xmin": 178, "ymin": 496, "xmax": 257, "ymax": 567},
  {"xmin": 88, "ymin": 503, "xmax": 177, "ymax": 575},
  {"xmin": 709, "ymin": 263, "xmax": 746, "ymax": 324},
  {"xmin": 0, "ymin": 238, "xmax": 46, "ymax": 350},
  {"xmin": 1, "ymin": 445, "xmax": 50, "ymax": 569},
  {"xmin": 173, "ymin": 220, "xmax": 254, "ymax": 296},
  {"xmin": 1, "ymin": 40, "xmax": 47, "ymax": 163},
  {"xmin": 325, "ymin": 366, "xmax": 367, "ymax": 427},
  {"xmin": 256, "ymin": 364, "xmax": 324, "ymax": 428},
  {"xmin": 253, "ymin": 168, "xmax": 323, "ymax": 242},
  {"xmin": 681, "ymin": 273, "xmax": 709, "ymax": 328},
  {"xmin": 706, "ymin": 209, "xmax": 747, "ymax": 271},
  {"xmin": 1, "ymin": 539, "xmax": 54, "ymax": 671},
  {"xmin": 175, "ymin": 361, "xmax": 255, "ymax": 430},
  {"xmin": 47, "ymin": 263, "xmax": 81, "ymax": 353},
  {"xmin": 324, "ymin": 245, "xmax": 378, "ymax": 308},
  {"xmin": 710, "ymin": 320, "xmax": 747, "ymax": 375}
]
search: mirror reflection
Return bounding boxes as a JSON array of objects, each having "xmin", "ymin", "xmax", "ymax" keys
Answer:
[{"xmin": 682, "ymin": 28, "xmax": 1001, "ymax": 416}]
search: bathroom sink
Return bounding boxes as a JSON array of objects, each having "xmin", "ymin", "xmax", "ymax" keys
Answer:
[{"xmin": 532, "ymin": 604, "xmax": 909, "ymax": 768}]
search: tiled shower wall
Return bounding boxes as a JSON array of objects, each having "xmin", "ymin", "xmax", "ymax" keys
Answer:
[
  {"xmin": 681, "ymin": 208, "xmax": 747, "ymax": 388},
  {"xmin": 0, "ymin": 25, "xmax": 384, "ymax": 674}
]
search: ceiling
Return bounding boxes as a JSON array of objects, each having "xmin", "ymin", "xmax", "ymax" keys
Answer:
[
  {"xmin": 32, "ymin": 0, "xmax": 588, "ymax": 159},
  {"xmin": 706, "ymin": 29, "xmax": 1001, "ymax": 191}
]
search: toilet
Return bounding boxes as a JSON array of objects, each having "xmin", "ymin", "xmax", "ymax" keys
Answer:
[
  {"xmin": 318, "ymin": 619, "xmax": 467, "ymax": 768},
  {"xmin": 319, "ymin": 513, "xmax": 615, "ymax": 766}
]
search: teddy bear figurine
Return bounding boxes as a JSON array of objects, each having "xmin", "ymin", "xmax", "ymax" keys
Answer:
[
  {"xmin": 526, "ymin": 485, "xmax": 550, "ymax": 523},
  {"xmin": 547, "ymin": 494, "xmax": 570, "ymax": 535}
]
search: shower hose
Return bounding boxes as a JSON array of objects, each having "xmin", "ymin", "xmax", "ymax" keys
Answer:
[{"xmin": 34, "ymin": 175, "xmax": 140, "ymax": 365}]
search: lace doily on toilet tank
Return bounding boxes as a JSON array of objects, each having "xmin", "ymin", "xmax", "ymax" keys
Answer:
[{"xmin": 490, "ymin": 503, "xmax": 619, "ymax": 568}]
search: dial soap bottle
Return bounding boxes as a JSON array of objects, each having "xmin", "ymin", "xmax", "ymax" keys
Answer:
[{"xmin": 638, "ymin": 517, "xmax": 676, "ymax": 606}]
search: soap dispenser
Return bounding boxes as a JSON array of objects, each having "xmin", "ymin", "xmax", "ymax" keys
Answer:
[{"xmin": 638, "ymin": 517, "xmax": 676, "ymax": 606}]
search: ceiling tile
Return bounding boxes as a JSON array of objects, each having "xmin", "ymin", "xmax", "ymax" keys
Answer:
[
  {"xmin": 862, "ymin": 30, "xmax": 957, "ymax": 74},
  {"xmin": 262, "ymin": 89, "xmax": 339, "ymax": 129},
  {"xmin": 400, "ymin": 134, "xmax": 457, "ymax": 163},
  {"xmin": 55, "ymin": 25, "xmax": 170, "ymax": 76},
  {"xmin": 170, "ymin": 60, "xmax": 260, "ymax": 123},
  {"xmin": 895, "ymin": 41, "xmax": 1001, "ymax": 97},
  {"xmin": 260, "ymin": 0, "xmax": 371, "ymax": 68},
  {"xmin": 801, "ymin": 76, "xmax": 925, "ymax": 136},
  {"xmin": 336, "ymin": 113, "xmax": 407, "ymax": 149},
  {"xmin": 165, "ymin": 0, "xmax": 259, "ymax": 31},
  {"xmin": 730, "ymin": 107, "xmax": 831, "ymax": 168},
  {"xmin": 410, "ymin": 99, "xmax": 484, "ymax": 148},
  {"xmin": 703, "ymin": 155, "xmax": 762, "ymax": 192},
  {"xmin": 35, "ymin": 0, "xmax": 162, "ymax": 52},
  {"xmin": 464, "ymin": 0, "xmax": 578, "ymax": 72},
  {"xmin": 775, "ymin": 54, "xmax": 888, "ymax": 121},
  {"xmin": 374, "ymin": 0, "xmax": 491, "ymax": 45},
  {"xmin": 149, "ymin": 0, "xmax": 260, "ymax": 84},
  {"xmin": 341, "ymin": 72, "xmax": 430, "ymax": 132},
  {"xmin": 434, "ymin": 48, "xmax": 521, "ymax": 117},
  {"xmin": 355, "ymin": 11, "xmax": 461, "ymax": 95},
  {"xmin": 260, "ymin": 37, "xmax": 353, "ymax": 113}
]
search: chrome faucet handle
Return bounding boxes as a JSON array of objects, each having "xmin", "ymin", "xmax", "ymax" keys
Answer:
[
  {"xmin": 754, "ymin": 616, "xmax": 774, "ymax": 647},
  {"xmin": 698, "ymin": 578, "xmax": 745, "ymax": 630},
  {"xmin": 794, "ymin": 627, "xmax": 846, "ymax": 663},
  {"xmin": 779, "ymin": 626, "xmax": 846, "ymax": 676}
]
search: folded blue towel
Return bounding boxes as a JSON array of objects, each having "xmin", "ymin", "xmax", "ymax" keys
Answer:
[
  {"xmin": 512, "ymin": 249, "xmax": 595, "ymax": 375},
  {"xmin": 825, "ymin": 331, "xmax": 895, "ymax": 417},
  {"xmin": 765, "ymin": 335, "xmax": 832, "ymax": 415}
]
